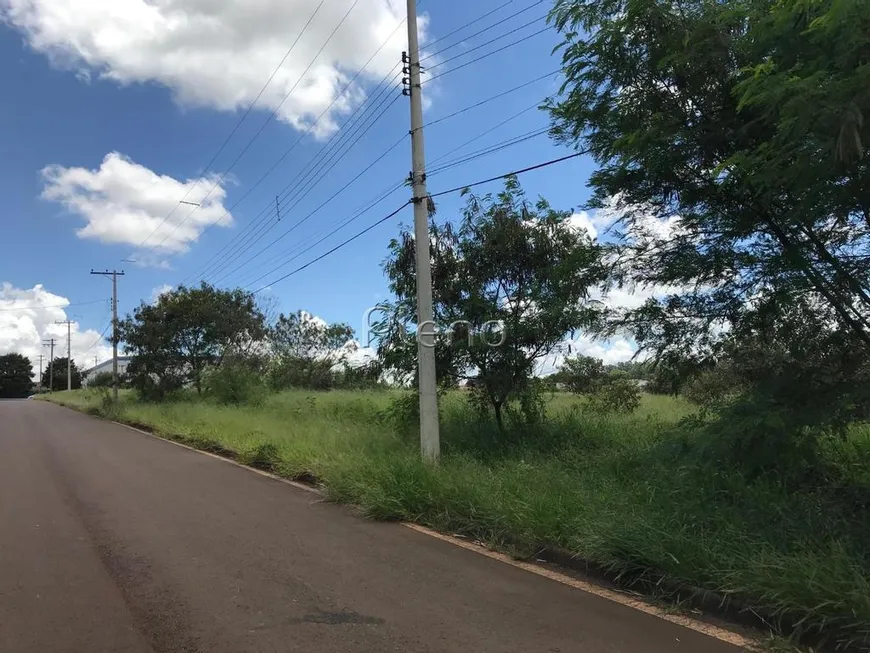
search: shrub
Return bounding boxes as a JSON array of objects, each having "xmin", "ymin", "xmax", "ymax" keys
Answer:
[
  {"xmin": 269, "ymin": 356, "xmax": 335, "ymax": 391},
  {"xmin": 204, "ymin": 360, "xmax": 266, "ymax": 405},
  {"xmin": 586, "ymin": 378, "xmax": 642, "ymax": 415}
]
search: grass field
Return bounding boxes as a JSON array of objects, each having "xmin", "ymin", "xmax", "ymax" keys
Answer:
[{"xmin": 45, "ymin": 388, "xmax": 870, "ymax": 650}]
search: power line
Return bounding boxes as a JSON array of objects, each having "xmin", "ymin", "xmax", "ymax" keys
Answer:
[
  {"xmin": 185, "ymin": 34, "xmax": 411, "ymax": 283},
  {"xmin": 428, "ymin": 127, "xmax": 550, "ymax": 175},
  {"xmin": 239, "ymin": 181, "xmax": 407, "ymax": 289},
  {"xmin": 250, "ymin": 151, "xmax": 585, "ymax": 293},
  {"xmin": 429, "ymin": 152, "xmax": 584, "ymax": 198},
  {"xmin": 427, "ymin": 26, "xmax": 552, "ymax": 83},
  {"xmin": 420, "ymin": 1, "xmax": 546, "ymax": 63},
  {"xmin": 203, "ymin": 91, "xmax": 404, "ymax": 284},
  {"xmin": 136, "ymin": 0, "xmax": 328, "ymax": 251},
  {"xmin": 188, "ymin": 68, "xmax": 404, "ymax": 284},
  {"xmin": 212, "ymin": 126, "xmax": 407, "ymax": 286},
  {"xmin": 0, "ymin": 298, "xmax": 108, "ymax": 312},
  {"xmin": 252, "ymin": 202, "xmax": 410, "ymax": 294},
  {"xmin": 188, "ymin": 3, "xmax": 548, "ymax": 284},
  {"xmin": 245, "ymin": 128, "xmax": 553, "ymax": 286},
  {"xmin": 420, "ymin": 70, "xmax": 558, "ymax": 130},
  {"xmin": 423, "ymin": 0, "xmax": 514, "ymax": 48},
  {"xmin": 428, "ymin": 101, "xmax": 543, "ymax": 167},
  {"xmin": 150, "ymin": 0, "xmax": 364, "ymax": 254},
  {"xmin": 212, "ymin": 97, "xmax": 556, "ymax": 286},
  {"xmin": 424, "ymin": 13, "xmax": 548, "ymax": 71}
]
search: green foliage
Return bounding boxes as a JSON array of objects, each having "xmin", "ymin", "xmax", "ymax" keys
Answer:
[
  {"xmin": 377, "ymin": 177, "xmax": 606, "ymax": 431},
  {"xmin": 547, "ymin": 0, "xmax": 870, "ymax": 428},
  {"xmin": 557, "ymin": 355, "xmax": 607, "ymax": 394},
  {"xmin": 121, "ymin": 282, "xmax": 267, "ymax": 396},
  {"xmin": 268, "ymin": 310, "xmax": 357, "ymax": 391},
  {"xmin": 585, "ymin": 377, "xmax": 642, "ymax": 416},
  {"xmin": 88, "ymin": 371, "xmax": 116, "ymax": 389},
  {"xmin": 41, "ymin": 357, "xmax": 83, "ymax": 391},
  {"xmin": 0, "ymin": 353, "xmax": 33, "ymax": 397},
  {"xmin": 268, "ymin": 356, "xmax": 335, "ymax": 391},
  {"xmin": 204, "ymin": 359, "xmax": 266, "ymax": 406},
  {"xmin": 44, "ymin": 388, "xmax": 870, "ymax": 648}
]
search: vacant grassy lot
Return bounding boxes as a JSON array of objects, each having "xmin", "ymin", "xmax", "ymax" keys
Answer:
[{"xmin": 45, "ymin": 389, "xmax": 870, "ymax": 650}]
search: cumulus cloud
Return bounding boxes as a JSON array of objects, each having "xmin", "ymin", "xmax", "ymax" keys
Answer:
[
  {"xmin": 150, "ymin": 284, "xmax": 174, "ymax": 304},
  {"xmin": 0, "ymin": 283, "xmax": 113, "ymax": 378},
  {"xmin": 1, "ymin": 0, "xmax": 422, "ymax": 136},
  {"xmin": 41, "ymin": 152, "xmax": 233, "ymax": 256}
]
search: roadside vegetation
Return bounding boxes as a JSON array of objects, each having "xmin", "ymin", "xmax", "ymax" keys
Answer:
[
  {"xmin": 42, "ymin": 0, "xmax": 870, "ymax": 648},
  {"xmin": 47, "ymin": 386, "xmax": 870, "ymax": 650}
]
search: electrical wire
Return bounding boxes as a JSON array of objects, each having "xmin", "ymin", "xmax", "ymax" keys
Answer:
[
  {"xmin": 428, "ymin": 101, "xmax": 543, "ymax": 167},
  {"xmin": 151, "ymin": 0, "xmax": 364, "ymax": 253},
  {"xmin": 241, "ymin": 181, "xmax": 407, "ymax": 290},
  {"xmin": 420, "ymin": 70, "xmax": 558, "ymax": 131},
  {"xmin": 202, "ymin": 89, "xmax": 404, "ymax": 283},
  {"xmin": 424, "ymin": 13, "xmax": 547, "ymax": 71},
  {"xmin": 252, "ymin": 202, "xmax": 410, "ymax": 294},
  {"xmin": 187, "ymin": 68, "xmax": 404, "ymax": 284},
  {"xmin": 427, "ymin": 127, "xmax": 550, "ymax": 175},
  {"xmin": 427, "ymin": 26, "xmax": 552, "ymax": 83},
  {"xmin": 0, "ymin": 298, "xmax": 108, "ymax": 312},
  {"xmin": 136, "ymin": 0, "xmax": 328, "ymax": 251},
  {"xmin": 188, "ymin": 3, "xmax": 549, "ymax": 285},
  {"xmin": 250, "ymin": 151, "xmax": 585, "ymax": 293},
  {"xmin": 211, "ymin": 125, "xmax": 407, "ymax": 286},
  {"xmin": 420, "ymin": 1, "xmax": 546, "ymax": 63}
]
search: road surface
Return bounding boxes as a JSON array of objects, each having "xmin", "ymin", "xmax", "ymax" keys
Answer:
[{"xmin": 0, "ymin": 400, "xmax": 745, "ymax": 652}]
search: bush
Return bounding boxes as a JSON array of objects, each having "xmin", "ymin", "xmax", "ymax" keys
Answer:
[
  {"xmin": 269, "ymin": 356, "xmax": 335, "ymax": 391},
  {"xmin": 585, "ymin": 378, "xmax": 642, "ymax": 415},
  {"xmin": 204, "ymin": 360, "xmax": 266, "ymax": 405}
]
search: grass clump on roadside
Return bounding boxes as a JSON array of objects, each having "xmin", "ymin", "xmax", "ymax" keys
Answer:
[{"xmin": 43, "ymin": 388, "xmax": 870, "ymax": 650}]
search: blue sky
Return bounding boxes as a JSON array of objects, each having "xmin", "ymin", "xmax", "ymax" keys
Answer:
[{"xmin": 0, "ymin": 0, "xmax": 636, "ymax": 371}]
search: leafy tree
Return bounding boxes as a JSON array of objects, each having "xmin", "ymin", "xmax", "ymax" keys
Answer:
[
  {"xmin": 547, "ymin": 0, "xmax": 870, "ymax": 430},
  {"xmin": 586, "ymin": 377, "xmax": 642, "ymax": 416},
  {"xmin": 268, "ymin": 310, "xmax": 355, "ymax": 390},
  {"xmin": 558, "ymin": 355, "xmax": 606, "ymax": 394},
  {"xmin": 41, "ymin": 357, "xmax": 83, "ymax": 391},
  {"xmin": 377, "ymin": 177, "xmax": 606, "ymax": 431},
  {"xmin": 0, "ymin": 353, "xmax": 33, "ymax": 398},
  {"xmin": 88, "ymin": 371, "xmax": 116, "ymax": 389},
  {"xmin": 121, "ymin": 283, "xmax": 267, "ymax": 398}
]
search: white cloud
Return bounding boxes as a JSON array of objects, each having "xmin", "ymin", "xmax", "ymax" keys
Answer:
[
  {"xmin": 1, "ymin": 0, "xmax": 423, "ymax": 137},
  {"xmin": 41, "ymin": 152, "xmax": 233, "ymax": 256},
  {"xmin": 150, "ymin": 284, "xmax": 173, "ymax": 303},
  {"xmin": 0, "ymin": 283, "xmax": 113, "ymax": 378}
]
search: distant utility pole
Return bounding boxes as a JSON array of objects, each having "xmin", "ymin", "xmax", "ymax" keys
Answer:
[
  {"xmin": 55, "ymin": 319, "xmax": 73, "ymax": 391},
  {"xmin": 404, "ymin": 0, "xmax": 440, "ymax": 464},
  {"xmin": 37, "ymin": 354, "xmax": 45, "ymax": 392},
  {"xmin": 42, "ymin": 339, "xmax": 56, "ymax": 392},
  {"xmin": 91, "ymin": 270, "xmax": 125, "ymax": 403}
]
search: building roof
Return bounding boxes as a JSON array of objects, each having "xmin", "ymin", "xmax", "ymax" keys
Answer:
[{"xmin": 82, "ymin": 357, "xmax": 132, "ymax": 376}]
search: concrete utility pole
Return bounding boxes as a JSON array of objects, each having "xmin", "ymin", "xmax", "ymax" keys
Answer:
[
  {"xmin": 37, "ymin": 354, "xmax": 45, "ymax": 392},
  {"xmin": 404, "ymin": 0, "xmax": 440, "ymax": 464},
  {"xmin": 42, "ymin": 339, "xmax": 56, "ymax": 392},
  {"xmin": 55, "ymin": 319, "xmax": 73, "ymax": 391},
  {"xmin": 91, "ymin": 270, "xmax": 125, "ymax": 403}
]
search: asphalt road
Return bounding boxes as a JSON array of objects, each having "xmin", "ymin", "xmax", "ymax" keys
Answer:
[{"xmin": 0, "ymin": 400, "xmax": 745, "ymax": 653}]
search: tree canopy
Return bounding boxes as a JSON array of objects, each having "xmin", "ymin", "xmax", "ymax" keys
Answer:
[
  {"xmin": 547, "ymin": 0, "xmax": 870, "ymax": 431},
  {"xmin": 42, "ymin": 357, "xmax": 83, "ymax": 391},
  {"xmin": 268, "ymin": 310, "xmax": 357, "ymax": 390},
  {"xmin": 121, "ymin": 283, "xmax": 267, "ymax": 398},
  {"xmin": 377, "ymin": 177, "xmax": 606, "ymax": 429},
  {"xmin": 0, "ymin": 353, "xmax": 33, "ymax": 398}
]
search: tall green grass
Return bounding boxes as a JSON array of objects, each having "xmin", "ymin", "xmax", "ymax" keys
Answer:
[{"xmin": 45, "ymin": 389, "xmax": 870, "ymax": 650}]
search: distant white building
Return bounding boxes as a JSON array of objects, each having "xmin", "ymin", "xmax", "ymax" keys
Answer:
[{"xmin": 82, "ymin": 357, "xmax": 132, "ymax": 386}]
